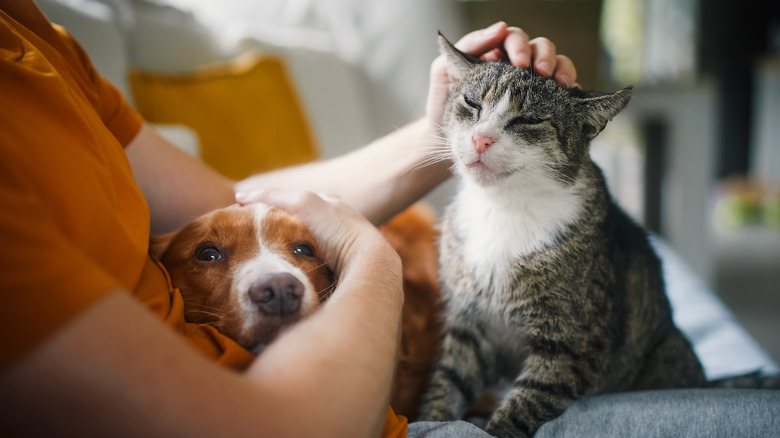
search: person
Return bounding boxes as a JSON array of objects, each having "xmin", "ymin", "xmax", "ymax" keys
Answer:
[{"xmin": 0, "ymin": 1, "xmax": 578, "ymax": 437}]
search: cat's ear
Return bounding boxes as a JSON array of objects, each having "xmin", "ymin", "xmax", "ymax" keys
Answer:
[
  {"xmin": 437, "ymin": 32, "xmax": 478, "ymax": 81},
  {"xmin": 576, "ymin": 87, "xmax": 632, "ymax": 139}
]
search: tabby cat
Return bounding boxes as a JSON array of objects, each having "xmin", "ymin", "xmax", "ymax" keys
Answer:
[{"xmin": 416, "ymin": 35, "xmax": 706, "ymax": 437}]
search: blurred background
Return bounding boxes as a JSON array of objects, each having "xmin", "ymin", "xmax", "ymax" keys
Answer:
[{"xmin": 37, "ymin": 0, "xmax": 779, "ymax": 363}]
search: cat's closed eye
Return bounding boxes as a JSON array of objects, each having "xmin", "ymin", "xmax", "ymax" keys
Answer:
[
  {"xmin": 505, "ymin": 115, "xmax": 546, "ymax": 130},
  {"xmin": 463, "ymin": 95, "xmax": 482, "ymax": 119}
]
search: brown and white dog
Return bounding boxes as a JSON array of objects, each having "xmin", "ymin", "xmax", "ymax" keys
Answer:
[
  {"xmin": 150, "ymin": 203, "xmax": 335, "ymax": 355},
  {"xmin": 150, "ymin": 202, "xmax": 441, "ymax": 419}
]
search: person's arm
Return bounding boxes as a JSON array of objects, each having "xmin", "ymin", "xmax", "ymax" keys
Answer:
[
  {"xmin": 237, "ymin": 23, "xmax": 579, "ymax": 226},
  {"xmin": 128, "ymin": 23, "xmax": 578, "ymax": 233},
  {"xmin": 0, "ymin": 190, "xmax": 403, "ymax": 438},
  {"xmin": 236, "ymin": 118, "xmax": 448, "ymax": 225},
  {"xmin": 125, "ymin": 123, "xmax": 236, "ymax": 235}
]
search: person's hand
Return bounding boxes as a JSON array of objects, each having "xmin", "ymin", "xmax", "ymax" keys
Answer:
[
  {"xmin": 426, "ymin": 22, "xmax": 578, "ymax": 129},
  {"xmin": 235, "ymin": 188, "xmax": 401, "ymax": 281}
]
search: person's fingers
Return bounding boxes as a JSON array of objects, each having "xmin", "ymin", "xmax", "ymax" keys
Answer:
[
  {"xmin": 235, "ymin": 188, "xmax": 270, "ymax": 206},
  {"xmin": 234, "ymin": 187, "xmax": 396, "ymax": 278},
  {"xmin": 529, "ymin": 37, "xmax": 556, "ymax": 77},
  {"xmin": 235, "ymin": 188, "xmax": 323, "ymax": 214},
  {"xmin": 504, "ymin": 26, "xmax": 531, "ymax": 68},
  {"xmin": 552, "ymin": 54, "xmax": 577, "ymax": 88},
  {"xmin": 481, "ymin": 48, "xmax": 504, "ymax": 63},
  {"xmin": 317, "ymin": 192, "xmax": 345, "ymax": 205},
  {"xmin": 454, "ymin": 21, "xmax": 509, "ymax": 57}
]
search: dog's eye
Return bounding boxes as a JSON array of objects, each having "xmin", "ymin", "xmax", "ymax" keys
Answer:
[
  {"xmin": 293, "ymin": 243, "xmax": 315, "ymax": 258},
  {"xmin": 195, "ymin": 245, "xmax": 223, "ymax": 262}
]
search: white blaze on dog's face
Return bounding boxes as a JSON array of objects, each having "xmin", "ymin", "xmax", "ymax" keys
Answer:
[{"xmin": 153, "ymin": 203, "xmax": 335, "ymax": 353}]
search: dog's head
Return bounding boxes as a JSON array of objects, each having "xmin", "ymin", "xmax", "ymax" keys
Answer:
[{"xmin": 150, "ymin": 203, "xmax": 335, "ymax": 354}]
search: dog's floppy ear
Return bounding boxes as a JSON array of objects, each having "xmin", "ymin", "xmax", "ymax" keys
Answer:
[{"xmin": 148, "ymin": 232, "xmax": 175, "ymax": 262}]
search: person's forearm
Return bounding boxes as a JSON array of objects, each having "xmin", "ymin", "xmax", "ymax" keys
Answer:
[
  {"xmin": 246, "ymin": 244, "xmax": 404, "ymax": 437},
  {"xmin": 0, "ymin": 285, "xmax": 402, "ymax": 438},
  {"xmin": 237, "ymin": 118, "xmax": 452, "ymax": 225},
  {"xmin": 129, "ymin": 119, "xmax": 449, "ymax": 234},
  {"xmin": 126, "ymin": 124, "xmax": 236, "ymax": 234}
]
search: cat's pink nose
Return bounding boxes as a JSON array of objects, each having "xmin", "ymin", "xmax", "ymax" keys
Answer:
[{"xmin": 472, "ymin": 135, "xmax": 494, "ymax": 155}]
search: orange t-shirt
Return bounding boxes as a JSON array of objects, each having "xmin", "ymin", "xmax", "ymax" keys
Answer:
[
  {"xmin": 0, "ymin": 1, "xmax": 254, "ymax": 369},
  {"xmin": 0, "ymin": 3, "xmax": 408, "ymax": 436}
]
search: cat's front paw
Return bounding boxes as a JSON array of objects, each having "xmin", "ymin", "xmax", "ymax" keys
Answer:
[{"xmin": 485, "ymin": 416, "xmax": 530, "ymax": 438}]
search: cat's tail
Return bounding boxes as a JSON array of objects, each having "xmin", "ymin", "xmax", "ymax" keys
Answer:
[{"xmin": 707, "ymin": 371, "xmax": 780, "ymax": 389}]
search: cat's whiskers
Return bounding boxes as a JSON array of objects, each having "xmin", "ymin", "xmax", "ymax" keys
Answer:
[
  {"xmin": 536, "ymin": 164, "xmax": 576, "ymax": 185},
  {"xmin": 418, "ymin": 141, "xmax": 451, "ymax": 150},
  {"xmin": 414, "ymin": 148, "xmax": 452, "ymax": 160},
  {"xmin": 404, "ymin": 134, "xmax": 454, "ymax": 174},
  {"xmin": 421, "ymin": 130, "xmax": 452, "ymax": 144},
  {"xmin": 432, "ymin": 121, "xmax": 455, "ymax": 137},
  {"xmin": 421, "ymin": 142, "xmax": 451, "ymax": 151},
  {"xmin": 511, "ymin": 155, "xmax": 576, "ymax": 186},
  {"xmin": 404, "ymin": 154, "xmax": 454, "ymax": 174},
  {"xmin": 411, "ymin": 144, "xmax": 452, "ymax": 161},
  {"xmin": 420, "ymin": 140, "xmax": 452, "ymax": 150},
  {"xmin": 415, "ymin": 150, "xmax": 452, "ymax": 162},
  {"xmin": 424, "ymin": 132, "xmax": 451, "ymax": 141}
]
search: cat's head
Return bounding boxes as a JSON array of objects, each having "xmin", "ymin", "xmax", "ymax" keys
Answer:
[{"xmin": 437, "ymin": 34, "xmax": 631, "ymax": 188}]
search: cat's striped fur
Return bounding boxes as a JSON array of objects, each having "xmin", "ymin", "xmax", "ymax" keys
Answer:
[{"xmin": 416, "ymin": 35, "xmax": 706, "ymax": 437}]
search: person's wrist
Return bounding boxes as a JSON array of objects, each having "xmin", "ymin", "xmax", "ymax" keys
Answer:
[
  {"xmin": 347, "ymin": 232, "xmax": 401, "ymax": 274},
  {"xmin": 338, "ymin": 230, "xmax": 403, "ymax": 297}
]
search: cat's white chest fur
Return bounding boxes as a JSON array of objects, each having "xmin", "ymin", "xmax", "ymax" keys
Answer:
[{"xmin": 452, "ymin": 175, "xmax": 584, "ymax": 294}]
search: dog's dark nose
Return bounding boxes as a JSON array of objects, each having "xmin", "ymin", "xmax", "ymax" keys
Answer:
[{"xmin": 248, "ymin": 273, "xmax": 304, "ymax": 317}]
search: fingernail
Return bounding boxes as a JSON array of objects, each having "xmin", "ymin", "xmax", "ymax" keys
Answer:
[
  {"xmin": 483, "ymin": 21, "xmax": 505, "ymax": 37},
  {"xmin": 517, "ymin": 53, "xmax": 531, "ymax": 68},
  {"xmin": 536, "ymin": 61, "xmax": 552, "ymax": 76},
  {"xmin": 558, "ymin": 74, "xmax": 572, "ymax": 87},
  {"xmin": 235, "ymin": 191, "xmax": 252, "ymax": 203}
]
